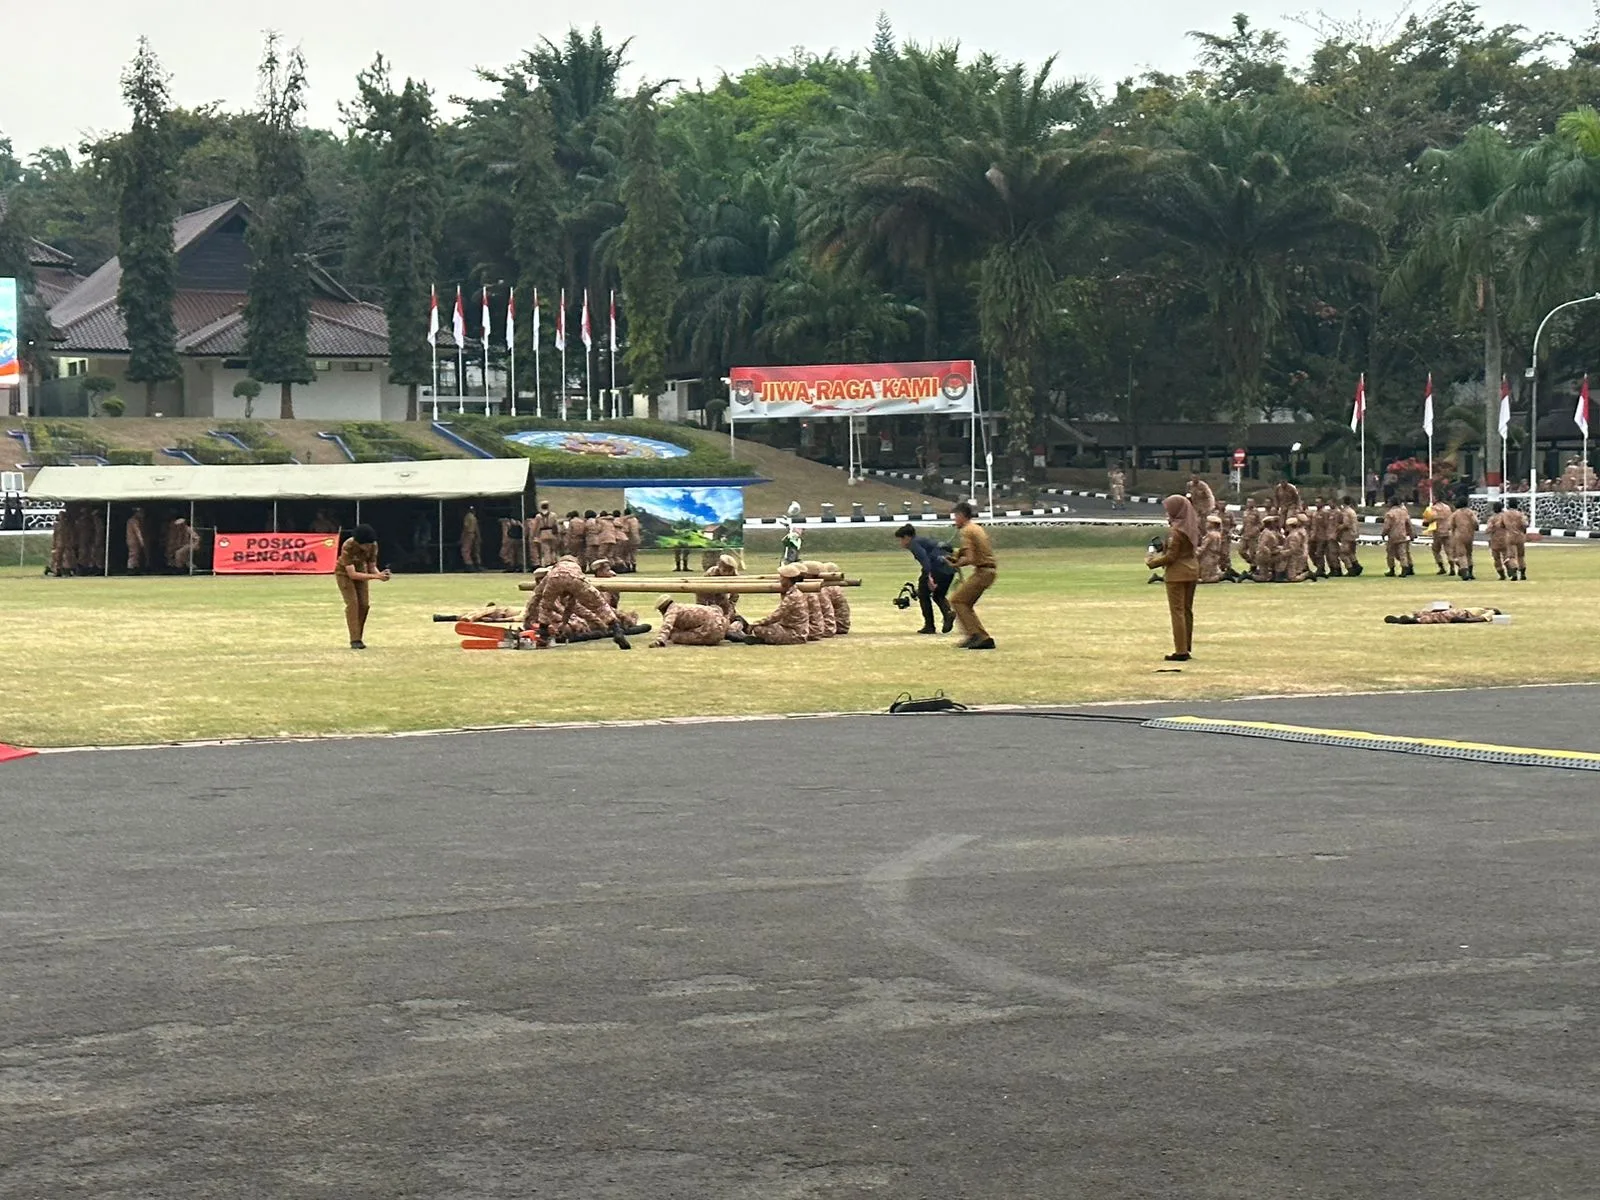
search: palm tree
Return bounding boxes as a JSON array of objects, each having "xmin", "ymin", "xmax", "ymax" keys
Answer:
[
  {"xmin": 809, "ymin": 56, "xmax": 1115, "ymax": 470},
  {"xmin": 1132, "ymin": 96, "xmax": 1375, "ymax": 437},
  {"xmin": 1386, "ymin": 124, "xmax": 1520, "ymax": 484}
]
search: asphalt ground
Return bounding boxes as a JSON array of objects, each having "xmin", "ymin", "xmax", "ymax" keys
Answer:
[{"xmin": 5, "ymin": 686, "xmax": 1600, "ymax": 1198}]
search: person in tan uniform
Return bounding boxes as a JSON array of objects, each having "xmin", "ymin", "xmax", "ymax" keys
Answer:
[
  {"xmin": 622, "ymin": 508, "xmax": 642, "ymax": 571},
  {"xmin": 1448, "ymin": 504, "xmax": 1479, "ymax": 580},
  {"xmin": 1309, "ymin": 502, "xmax": 1336, "ymax": 577},
  {"xmin": 165, "ymin": 517, "xmax": 199, "ymax": 571},
  {"xmin": 1486, "ymin": 502, "xmax": 1511, "ymax": 580},
  {"xmin": 125, "ymin": 507, "xmax": 148, "ymax": 573},
  {"xmin": 1428, "ymin": 499, "xmax": 1454, "ymax": 574},
  {"xmin": 335, "ymin": 524, "xmax": 390, "ymax": 649},
  {"xmin": 1280, "ymin": 515, "xmax": 1314, "ymax": 582},
  {"xmin": 1146, "ymin": 494, "xmax": 1201, "ymax": 660},
  {"xmin": 1188, "ymin": 476, "xmax": 1216, "ymax": 521},
  {"xmin": 1504, "ymin": 498, "xmax": 1530, "ymax": 580},
  {"xmin": 696, "ymin": 554, "xmax": 741, "ymax": 617},
  {"xmin": 801, "ymin": 560, "xmax": 835, "ymax": 639},
  {"xmin": 525, "ymin": 556, "xmax": 631, "ymax": 648},
  {"xmin": 744, "ymin": 562, "xmax": 811, "ymax": 645},
  {"xmin": 821, "ymin": 561, "xmax": 851, "ymax": 634},
  {"xmin": 497, "ymin": 518, "xmax": 519, "ymax": 572},
  {"xmin": 1198, "ymin": 514, "xmax": 1228, "ymax": 584},
  {"xmin": 531, "ymin": 502, "xmax": 560, "ymax": 568},
  {"xmin": 595, "ymin": 510, "xmax": 618, "ymax": 568},
  {"xmin": 947, "ymin": 501, "xmax": 997, "ymax": 650},
  {"xmin": 583, "ymin": 510, "xmax": 605, "ymax": 570},
  {"xmin": 1336, "ymin": 498, "xmax": 1363, "ymax": 576},
  {"xmin": 1239, "ymin": 499, "xmax": 1262, "ymax": 567},
  {"xmin": 650, "ymin": 596, "xmax": 730, "ymax": 647},
  {"xmin": 1251, "ymin": 516, "xmax": 1283, "ymax": 581},
  {"xmin": 1108, "ymin": 466, "xmax": 1127, "ymax": 510},
  {"xmin": 459, "ymin": 506, "xmax": 482, "ymax": 570},
  {"xmin": 1273, "ymin": 479, "xmax": 1302, "ymax": 519},
  {"xmin": 589, "ymin": 559, "xmax": 638, "ymax": 626},
  {"xmin": 566, "ymin": 511, "xmax": 588, "ymax": 568},
  {"xmin": 1382, "ymin": 501, "xmax": 1416, "ymax": 576}
]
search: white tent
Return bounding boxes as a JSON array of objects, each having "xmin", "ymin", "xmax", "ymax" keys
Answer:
[
  {"xmin": 27, "ymin": 459, "xmax": 530, "ymax": 502},
  {"xmin": 30, "ymin": 459, "xmax": 533, "ymax": 576}
]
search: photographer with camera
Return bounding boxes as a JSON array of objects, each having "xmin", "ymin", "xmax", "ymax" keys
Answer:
[{"xmin": 895, "ymin": 524, "xmax": 957, "ymax": 635}]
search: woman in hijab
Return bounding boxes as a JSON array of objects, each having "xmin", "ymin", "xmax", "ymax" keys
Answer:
[{"xmin": 1146, "ymin": 495, "xmax": 1202, "ymax": 661}]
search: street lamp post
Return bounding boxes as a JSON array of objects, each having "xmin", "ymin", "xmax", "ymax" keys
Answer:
[{"xmin": 1529, "ymin": 292, "xmax": 1600, "ymax": 513}]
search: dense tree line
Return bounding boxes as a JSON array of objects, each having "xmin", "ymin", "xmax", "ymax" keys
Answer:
[{"xmin": 5, "ymin": 4, "xmax": 1600, "ymax": 474}]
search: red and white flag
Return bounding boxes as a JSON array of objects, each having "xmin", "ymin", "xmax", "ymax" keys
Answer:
[
  {"xmin": 452, "ymin": 286, "xmax": 466, "ymax": 349},
  {"xmin": 481, "ymin": 286, "xmax": 492, "ymax": 345},
  {"xmin": 581, "ymin": 290, "xmax": 593, "ymax": 351},
  {"xmin": 1349, "ymin": 373, "xmax": 1365, "ymax": 433},
  {"xmin": 505, "ymin": 288, "xmax": 515, "ymax": 351},
  {"xmin": 531, "ymin": 288, "xmax": 540, "ymax": 344},
  {"xmin": 555, "ymin": 288, "xmax": 566, "ymax": 352},
  {"xmin": 1578, "ymin": 375, "xmax": 1591, "ymax": 438},
  {"xmin": 1422, "ymin": 374, "xmax": 1434, "ymax": 438},
  {"xmin": 1498, "ymin": 376, "xmax": 1511, "ymax": 439},
  {"xmin": 609, "ymin": 290, "xmax": 618, "ymax": 348},
  {"xmin": 428, "ymin": 284, "xmax": 439, "ymax": 346}
]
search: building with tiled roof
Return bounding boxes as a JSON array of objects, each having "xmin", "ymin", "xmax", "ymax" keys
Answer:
[{"xmin": 43, "ymin": 199, "xmax": 402, "ymax": 419}]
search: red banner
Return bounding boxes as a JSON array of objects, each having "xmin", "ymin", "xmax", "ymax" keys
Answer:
[
  {"xmin": 728, "ymin": 360, "xmax": 976, "ymax": 420},
  {"xmin": 213, "ymin": 532, "xmax": 340, "ymax": 574}
]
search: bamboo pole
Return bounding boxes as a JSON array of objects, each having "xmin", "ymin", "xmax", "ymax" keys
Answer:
[{"xmin": 517, "ymin": 578, "xmax": 846, "ymax": 594}]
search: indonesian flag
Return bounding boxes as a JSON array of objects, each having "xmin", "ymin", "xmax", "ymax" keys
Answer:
[
  {"xmin": 609, "ymin": 289, "xmax": 618, "ymax": 348},
  {"xmin": 555, "ymin": 288, "xmax": 566, "ymax": 352},
  {"xmin": 1498, "ymin": 376, "xmax": 1511, "ymax": 438},
  {"xmin": 581, "ymin": 290, "xmax": 593, "ymax": 351},
  {"xmin": 505, "ymin": 288, "xmax": 515, "ymax": 351},
  {"xmin": 428, "ymin": 284, "xmax": 439, "ymax": 346},
  {"xmin": 1579, "ymin": 375, "xmax": 1591, "ymax": 438},
  {"xmin": 452, "ymin": 286, "xmax": 466, "ymax": 349},
  {"xmin": 1422, "ymin": 374, "xmax": 1434, "ymax": 438},
  {"xmin": 1350, "ymin": 373, "xmax": 1365, "ymax": 433},
  {"xmin": 481, "ymin": 286, "xmax": 492, "ymax": 346}
]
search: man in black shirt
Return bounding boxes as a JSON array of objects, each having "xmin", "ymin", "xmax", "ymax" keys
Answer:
[{"xmin": 896, "ymin": 523, "xmax": 956, "ymax": 634}]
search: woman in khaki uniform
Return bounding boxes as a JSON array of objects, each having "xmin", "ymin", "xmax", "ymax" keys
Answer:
[
  {"xmin": 1147, "ymin": 495, "xmax": 1201, "ymax": 662},
  {"xmin": 335, "ymin": 524, "xmax": 390, "ymax": 649}
]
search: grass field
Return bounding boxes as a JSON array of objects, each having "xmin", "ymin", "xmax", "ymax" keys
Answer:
[{"xmin": 3, "ymin": 535, "xmax": 1595, "ymax": 748}]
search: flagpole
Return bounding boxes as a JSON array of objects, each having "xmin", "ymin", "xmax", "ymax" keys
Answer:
[
  {"xmin": 532, "ymin": 290, "xmax": 541, "ymax": 418},
  {"xmin": 431, "ymin": 335, "xmax": 439, "ymax": 424},
  {"xmin": 482, "ymin": 288, "xmax": 491, "ymax": 417},
  {"xmin": 609, "ymin": 289, "xmax": 618, "ymax": 421},
  {"xmin": 584, "ymin": 290, "xmax": 593, "ymax": 422},
  {"xmin": 507, "ymin": 288, "xmax": 517, "ymax": 418}
]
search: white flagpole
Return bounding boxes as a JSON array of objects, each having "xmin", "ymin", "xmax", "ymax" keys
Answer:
[
  {"xmin": 609, "ymin": 289, "xmax": 618, "ymax": 420},
  {"xmin": 431, "ymin": 333, "xmax": 439, "ymax": 423},
  {"xmin": 585, "ymin": 292, "xmax": 593, "ymax": 422},
  {"xmin": 532, "ymin": 289, "xmax": 542, "ymax": 418},
  {"xmin": 482, "ymin": 289, "xmax": 491, "ymax": 417},
  {"xmin": 507, "ymin": 288, "xmax": 516, "ymax": 417}
]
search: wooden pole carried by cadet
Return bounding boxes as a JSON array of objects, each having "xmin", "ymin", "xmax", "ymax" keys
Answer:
[{"xmin": 518, "ymin": 577, "xmax": 850, "ymax": 594}]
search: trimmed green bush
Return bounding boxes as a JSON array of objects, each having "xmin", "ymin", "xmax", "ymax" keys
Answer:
[
  {"xmin": 99, "ymin": 396, "xmax": 126, "ymax": 417},
  {"xmin": 337, "ymin": 422, "xmax": 448, "ymax": 462},
  {"xmin": 106, "ymin": 448, "xmax": 154, "ymax": 465}
]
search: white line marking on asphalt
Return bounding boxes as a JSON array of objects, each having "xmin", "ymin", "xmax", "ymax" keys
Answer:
[{"xmin": 866, "ymin": 834, "xmax": 1600, "ymax": 1112}]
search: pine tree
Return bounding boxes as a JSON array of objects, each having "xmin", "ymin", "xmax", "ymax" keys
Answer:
[
  {"xmin": 353, "ymin": 56, "xmax": 443, "ymax": 421},
  {"xmin": 115, "ymin": 38, "xmax": 180, "ymax": 413},
  {"xmin": 615, "ymin": 87, "xmax": 685, "ymax": 413},
  {"xmin": 246, "ymin": 34, "xmax": 315, "ymax": 420},
  {"xmin": 871, "ymin": 12, "xmax": 897, "ymax": 63}
]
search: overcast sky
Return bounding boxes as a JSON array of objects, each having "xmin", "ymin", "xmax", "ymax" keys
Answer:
[{"xmin": 5, "ymin": 0, "xmax": 1596, "ymax": 155}]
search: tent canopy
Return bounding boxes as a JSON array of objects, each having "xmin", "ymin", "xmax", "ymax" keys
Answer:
[{"xmin": 27, "ymin": 460, "xmax": 531, "ymax": 503}]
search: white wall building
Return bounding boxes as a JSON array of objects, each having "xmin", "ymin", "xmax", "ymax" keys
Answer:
[{"xmin": 46, "ymin": 199, "xmax": 400, "ymax": 421}]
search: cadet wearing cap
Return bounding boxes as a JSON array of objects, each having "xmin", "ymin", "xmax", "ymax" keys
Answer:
[
  {"xmin": 651, "ymin": 595, "xmax": 731, "ymax": 647},
  {"xmin": 746, "ymin": 563, "xmax": 811, "ymax": 645},
  {"xmin": 821, "ymin": 561, "xmax": 851, "ymax": 634}
]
